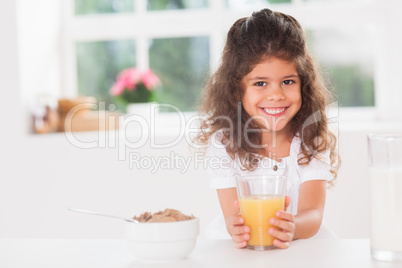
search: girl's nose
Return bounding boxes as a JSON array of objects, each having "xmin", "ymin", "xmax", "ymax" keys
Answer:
[{"xmin": 266, "ymin": 84, "xmax": 285, "ymax": 101}]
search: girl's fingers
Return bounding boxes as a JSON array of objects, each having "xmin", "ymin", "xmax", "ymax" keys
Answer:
[
  {"xmin": 270, "ymin": 217, "xmax": 295, "ymax": 232},
  {"xmin": 226, "ymin": 215, "xmax": 244, "ymax": 230},
  {"xmin": 275, "ymin": 211, "xmax": 295, "ymax": 222},
  {"xmin": 234, "ymin": 199, "xmax": 240, "ymax": 210},
  {"xmin": 284, "ymin": 196, "xmax": 291, "ymax": 211},
  {"xmin": 273, "ymin": 239, "xmax": 291, "ymax": 249},
  {"xmin": 268, "ymin": 227, "xmax": 293, "ymax": 242},
  {"xmin": 232, "ymin": 233, "xmax": 250, "ymax": 244},
  {"xmin": 231, "ymin": 225, "xmax": 250, "ymax": 236},
  {"xmin": 234, "ymin": 241, "xmax": 248, "ymax": 249}
]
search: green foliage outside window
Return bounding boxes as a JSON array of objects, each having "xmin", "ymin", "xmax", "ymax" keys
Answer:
[
  {"xmin": 75, "ymin": 0, "xmax": 134, "ymax": 15},
  {"xmin": 306, "ymin": 29, "xmax": 375, "ymax": 107},
  {"xmin": 324, "ymin": 65, "xmax": 374, "ymax": 107},
  {"xmin": 149, "ymin": 37, "xmax": 210, "ymax": 112},
  {"xmin": 76, "ymin": 40, "xmax": 136, "ymax": 111}
]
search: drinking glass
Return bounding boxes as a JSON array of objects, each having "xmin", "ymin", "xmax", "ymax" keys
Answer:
[
  {"xmin": 236, "ymin": 175, "xmax": 287, "ymax": 250},
  {"xmin": 367, "ymin": 134, "xmax": 402, "ymax": 262}
]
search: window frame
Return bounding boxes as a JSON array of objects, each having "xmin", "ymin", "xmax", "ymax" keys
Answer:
[{"xmin": 61, "ymin": 0, "xmax": 401, "ymax": 122}]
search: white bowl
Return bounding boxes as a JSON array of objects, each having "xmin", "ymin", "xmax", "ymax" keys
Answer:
[{"xmin": 125, "ymin": 218, "xmax": 199, "ymax": 261}]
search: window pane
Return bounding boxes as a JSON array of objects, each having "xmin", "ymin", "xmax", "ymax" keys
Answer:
[
  {"xmin": 75, "ymin": 0, "xmax": 134, "ymax": 15},
  {"xmin": 308, "ymin": 27, "xmax": 375, "ymax": 107},
  {"xmin": 147, "ymin": 0, "xmax": 208, "ymax": 10},
  {"xmin": 149, "ymin": 36, "xmax": 210, "ymax": 112},
  {"xmin": 227, "ymin": 0, "xmax": 290, "ymax": 9},
  {"xmin": 76, "ymin": 40, "xmax": 136, "ymax": 109}
]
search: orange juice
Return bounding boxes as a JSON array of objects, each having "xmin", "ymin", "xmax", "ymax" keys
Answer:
[{"xmin": 239, "ymin": 195, "xmax": 285, "ymax": 248}]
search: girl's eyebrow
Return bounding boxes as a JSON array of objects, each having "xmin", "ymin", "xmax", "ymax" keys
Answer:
[
  {"xmin": 248, "ymin": 74, "xmax": 299, "ymax": 81},
  {"xmin": 283, "ymin": 74, "xmax": 299, "ymax": 79}
]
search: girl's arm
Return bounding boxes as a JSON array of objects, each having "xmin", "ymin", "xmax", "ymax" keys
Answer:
[
  {"xmin": 217, "ymin": 188, "xmax": 239, "ymax": 219},
  {"xmin": 293, "ymin": 180, "xmax": 327, "ymax": 239},
  {"xmin": 217, "ymin": 188, "xmax": 250, "ymax": 248}
]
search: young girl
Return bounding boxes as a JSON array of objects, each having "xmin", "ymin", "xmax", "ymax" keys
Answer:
[{"xmin": 196, "ymin": 8, "xmax": 340, "ymax": 249}]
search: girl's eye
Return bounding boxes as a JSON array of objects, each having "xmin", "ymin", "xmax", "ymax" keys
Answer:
[
  {"xmin": 255, "ymin": 81, "xmax": 267, "ymax": 86},
  {"xmin": 282, "ymin": 80, "xmax": 295, "ymax": 85}
]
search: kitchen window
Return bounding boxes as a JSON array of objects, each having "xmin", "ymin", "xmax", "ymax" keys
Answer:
[{"xmin": 62, "ymin": 0, "xmax": 397, "ymax": 119}]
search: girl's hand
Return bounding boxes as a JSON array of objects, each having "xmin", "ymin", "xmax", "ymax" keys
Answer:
[
  {"xmin": 226, "ymin": 200, "xmax": 250, "ymax": 249},
  {"xmin": 269, "ymin": 196, "xmax": 295, "ymax": 249}
]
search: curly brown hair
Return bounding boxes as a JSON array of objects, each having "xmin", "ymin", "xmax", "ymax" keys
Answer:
[{"xmin": 196, "ymin": 8, "xmax": 340, "ymax": 185}]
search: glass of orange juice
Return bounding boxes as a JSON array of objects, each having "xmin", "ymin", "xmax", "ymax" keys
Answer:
[{"xmin": 236, "ymin": 175, "xmax": 287, "ymax": 250}]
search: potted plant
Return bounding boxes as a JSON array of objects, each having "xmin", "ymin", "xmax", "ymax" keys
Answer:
[{"xmin": 110, "ymin": 67, "xmax": 161, "ymax": 118}]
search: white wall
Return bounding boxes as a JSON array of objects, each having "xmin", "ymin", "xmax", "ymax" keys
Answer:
[
  {"xmin": 0, "ymin": 0, "xmax": 25, "ymax": 235},
  {"xmin": 16, "ymin": 0, "xmax": 62, "ymax": 104}
]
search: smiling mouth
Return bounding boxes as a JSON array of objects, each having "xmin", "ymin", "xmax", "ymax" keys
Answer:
[{"xmin": 260, "ymin": 107, "xmax": 288, "ymax": 116}]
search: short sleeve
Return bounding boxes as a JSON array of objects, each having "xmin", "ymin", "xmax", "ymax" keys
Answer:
[
  {"xmin": 298, "ymin": 149, "xmax": 332, "ymax": 183},
  {"xmin": 205, "ymin": 131, "xmax": 237, "ymax": 189}
]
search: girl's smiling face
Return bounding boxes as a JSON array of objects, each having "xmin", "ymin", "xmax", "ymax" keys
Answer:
[{"xmin": 241, "ymin": 57, "xmax": 302, "ymax": 134}]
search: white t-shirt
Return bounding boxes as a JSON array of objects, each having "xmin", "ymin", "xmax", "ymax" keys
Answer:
[{"xmin": 205, "ymin": 130, "xmax": 335, "ymax": 239}]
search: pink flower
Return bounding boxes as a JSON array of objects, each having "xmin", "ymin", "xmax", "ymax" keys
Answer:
[
  {"xmin": 110, "ymin": 67, "xmax": 161, "ymax": 97},
  {"xmin": 121, "ymin": 68, "xmax": 141, "ymax": 91},
  {"xmin": 110, "ymin": 79, "xmax": 125, "ymax": 96},
  {"xmin": 141, "ymin": 69, "xmax": 161, "ymax": 90}
]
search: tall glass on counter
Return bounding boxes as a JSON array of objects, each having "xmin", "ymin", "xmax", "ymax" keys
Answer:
[{"xmin": 367, "ymin": 134, "xmax": 402, "ymax": 262}]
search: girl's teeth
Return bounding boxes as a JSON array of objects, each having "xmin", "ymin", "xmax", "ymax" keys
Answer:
[{"xmin": 263, "ymin": 108, "xmax": 285, "ymax": 115}]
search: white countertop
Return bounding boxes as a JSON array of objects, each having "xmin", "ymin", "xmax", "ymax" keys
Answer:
[{"xmin": 0, "ymin": 238, "xmax": 400, "ymax": 268}]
